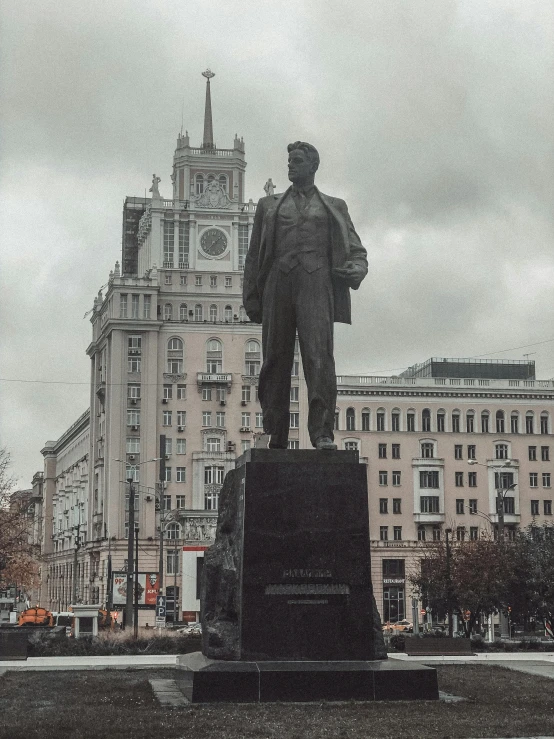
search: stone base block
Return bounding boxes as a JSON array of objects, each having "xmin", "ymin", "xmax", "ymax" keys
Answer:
[{"xmin": 178, "ymin": 652, "xmax": 439, "ymax": 703}]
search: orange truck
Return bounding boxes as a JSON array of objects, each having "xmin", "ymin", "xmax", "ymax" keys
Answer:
[{"xmin": 17, "ymin": 607, "xmax": 53, "ymax": 627}]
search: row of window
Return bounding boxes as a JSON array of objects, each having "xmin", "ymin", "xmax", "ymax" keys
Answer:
[
  {"xmin": 378, "ymin": 496, "xmax": 553, "ymax": 516},
  {"xmin": 377, "ymin": 468, "xmax": 552, "ymax": 490},
  {"xmin": 161, "ymin": 303, "xmax": 247, "ymax": 322},
  {"xmin": 379, "ymin": 525, "xmax": 482, "ymax": 542},
  {"xmin": 339, "ymin": 407, "xmax": 550, "ymax": 434}
]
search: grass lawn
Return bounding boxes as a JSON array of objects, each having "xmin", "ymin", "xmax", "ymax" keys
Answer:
[{"xmin": 0, "ymin": 664, "xmax": 553, "ymax": 739}]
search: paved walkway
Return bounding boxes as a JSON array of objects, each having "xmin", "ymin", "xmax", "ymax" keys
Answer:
[
  {"xmin": 388, "ymin": 651, "xmax": 554, "ymax": 680},
  {"xmin": 0, "ymin": 654, "xmax": 178, "ymax": 673}
]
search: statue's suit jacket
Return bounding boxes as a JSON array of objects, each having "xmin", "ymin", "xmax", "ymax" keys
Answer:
[{"xmin": 243, "ymin": 186, "xmax": 368, "ymax": 325}]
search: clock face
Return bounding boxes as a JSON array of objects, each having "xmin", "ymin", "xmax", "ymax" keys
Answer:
[{"xmin": 200, "ymin": 228, "xmax": 228, "ymax": 258}]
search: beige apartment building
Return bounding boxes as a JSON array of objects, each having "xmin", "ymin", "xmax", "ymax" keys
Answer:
[{"xmin": 33, "ymin": 74, "xmax": 554, "ymax": 627}]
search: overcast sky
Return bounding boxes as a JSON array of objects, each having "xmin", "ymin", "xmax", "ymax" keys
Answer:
[{"xmin": 1, "ymin": 0, "xmax": 553, "ymax": 487}]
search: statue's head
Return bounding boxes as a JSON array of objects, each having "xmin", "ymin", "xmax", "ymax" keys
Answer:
[{"xmin": 287, "ymin": 141, "xmax": 319, "ymax": 184}]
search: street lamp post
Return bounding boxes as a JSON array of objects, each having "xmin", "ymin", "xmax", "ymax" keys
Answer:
[
  {"xmin": 468, "ymin": 458, "xmax": 516, "ymax": 639},
  {"xmin": 445, "ymin": 528, "xmax": 453, "ymax": 638},
  {"xmin": 115, "ymin": 458, "xmax": 161, "ymax": 632}
]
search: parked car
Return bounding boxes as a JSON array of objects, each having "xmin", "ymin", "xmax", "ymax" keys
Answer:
[
  {"xmin": 177, "ymin": 622, "xmax": 202, "ymax": 635},
  {"xmin": 382, "ymin": 619, "xmax": 413, "ymax": 633}
]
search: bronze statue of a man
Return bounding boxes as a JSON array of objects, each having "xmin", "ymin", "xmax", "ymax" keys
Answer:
[{"xmin": 243, "ymin": 142, "xmax": 368, "ymax": 450}]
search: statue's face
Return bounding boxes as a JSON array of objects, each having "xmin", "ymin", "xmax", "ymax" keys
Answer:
[{"xmin": 288, "ymin": 149, "xmax": 315, "ymax": 184}]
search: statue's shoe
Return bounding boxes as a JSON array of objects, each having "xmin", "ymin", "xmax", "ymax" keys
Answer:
[{"xmin": 315, "ymin": 437, "xmax": 337, "ymax": 451}]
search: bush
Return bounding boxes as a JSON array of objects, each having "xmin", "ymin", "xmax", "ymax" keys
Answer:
[{"xmin": 27, "ymin": 628, "xmax": 202, "ymax": 657}]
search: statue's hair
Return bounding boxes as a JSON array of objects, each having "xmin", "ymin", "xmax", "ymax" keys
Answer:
[{"xmin": 287, "ymin": 141, "xmax": 320, "ymax": 170}]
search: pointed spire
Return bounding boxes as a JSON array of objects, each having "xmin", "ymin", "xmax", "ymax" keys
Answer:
[{"xmin": 201, "ymin": 69, "xmax": 215, "ymax": 149}]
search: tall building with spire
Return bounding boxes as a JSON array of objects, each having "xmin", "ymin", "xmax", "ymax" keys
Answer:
[{"xmin": 39, "ymin": 71, "xmax": 282, "ymax": 622}]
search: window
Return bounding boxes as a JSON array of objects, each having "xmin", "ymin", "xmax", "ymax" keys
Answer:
[
  {"xmin": 210, "ymin": 275, "xmax": 217, "ymax": 288},
  {"xmin": 204, "ymin": 465, "xmax": 225, "ymax": 485},
  {"xmin": 202, "ymin": 411, "xmax": 212, "ymax": 427},
  {"xmin": 291, "ymin": 360, "xmax": 299, "ymax": 376},
  {"xmin": 392, "ymin": 444, "xmax": 400, "ymax": 459},
  {"xmin": 245, "ymin": 340, "xmax": 261, "ymax": 375},
  {"xmin": 452, "ymin": 413, "xmax": 460, "ymax": 433},
  {"xmin": 127, "ymin": 409, "xmax": 140, "ymax": 426},
  {"xmin": 503, "ymin": 497, "xmax": 515, "ymax": 515},
  {"xmin": 163, "ymin": 221, "xmax": 175, "ymax": 265},
  {"xmin": 166, "ymin": 551, "xmax": 180, "ymax": 576},
  {"xmin": 469, "ymin": 499, "xmax": 477, "ymax": 514},
  {"xmin": 467, "ymin": 444, "xmax": 476, "ymax": 460},
  {"xmin": 216, "ymin": 412, "xmax": 226, "ymax": 428},
  {"xmin": 468, "ymin": 472, "xmax": 477, "ymax": 487},
  {"xmin": 495, "ymin": 444, "xmax": 508, "ymax": 460},
  {"xmin": 456, "ymin": 499, "xmax": 464, "ymax": 514},
  {"xmin": 393, "ymin": 498, "xmax": 402, "ymax": 513},
  {"xmin": 454, "ymin": 445, "xmax": 462, "ymax": 460},
  {"xmin": 176, "ymin": 439, "xmax": 186, "ymax": 454},
  {"xmin": 202, "ymin": 387, "xmax": 212, "ymax": 401},
  {"xmin": 406, "ymin": 412, "xmax": 415, "ymax": 432},
  {"xmin": 496, "ymin": 411, "xmax": 505, "ymax": 434},
  {"xmin": 466, "ymin": 412, "xmax": 475, "ymax": 433},
  {"xmin": 162, "ymin": 411, "xmax": 172, "ymax": 426},
  {"xmin": 545, "ymin": 500, "xmax": 552, "ymax": 516},
  {"xmin": 481, "ymin": 412, "xmax": 490, "ymax": 433},
  {"xmin": 206, "ymin": 338, "xmax": 223, "ymax": 373},
  {"xmin": 126, "ymin": 437, "xmax": 140, "ymax": 454},
  {"xmin": 511, "ymin": 413, "xmax": 519, "ymax": 434},
  {"xmin": 379, "ymin": 471, "xmax": 388, "ymax": 486},
  {"xmin": 290, "ymin": 386, "xmax": 299, "ymax": 402},
  {"xmin": 242, "ymin": 385, "xmax": 251, "ymax": 403},
  {"xmin": 167, "ymin": 337, "xmax": 184, "ymax": 373},
  {"xmin": 334, "ymin": 411, "xmax": 339, "ymax": 431},
  {"xmin": 177, "ymin": 384, "xmax": 186, "ymax": 400},
  {"xmin": 224, "ymin": 305, "xmax": 233, "ymax": 322},
  {"xmin": 526, "ymin": 413, "xmax": 534, "ymax": 434},
  {"xmin": 177, "ymin": 411, "xmax": 186, "ymax": 427},
  {"xmin": 378, "ymin": 443, "xmax": 387, "ymax": 459},
  {"xmin": 143, "ymin": 295, "xmax": 151, "ymax": 319},
  {"xmin": 128, "ymin": 384, "xmax": 141, "ymax": 400},
  {"xmin": 254, "ymin": 412, "xmax": 263, "ymax": 428},
  {"xmin": 288, "ymin": 440, "xmax": 300, "ymax": 450},
  {"xmin": 163, "ymin": 303, "xmax": 173, "ymax": 321},
  {"xmin": 495, "ymin": 471, "xmax": 514, "ymax": 489},
  {"xmin": 127, "ymin": 335, "xmax": 142, "ymax": 373},
  {"xmin": 344, "ymin": 441, "xmax": 359, "ymax": 451},
  {"xmin": 470, "ymin": 527, "xmax": 479, "ymax": 541},
  {"xmin": 207, "ymin": 437, "xmax": 221, "ymax": 452},
  {"xmin": 420, "ymin": 496, "xmax": 440, "ymax": 513},
  {"xmin": 420, "ymin": 471, "xmax": 439, "ymax": 488},
  {"xmin": 242, "ymin": 440, "xmax": 252, "ymax": 452},
  {"xmin": 382, "ymin": 559, "xmax": 405, "ymax": 576},
  {"xmin": 393, "ymin": 526, "xmax": 402, "ymax": 541},
  {"xmin": 163, "ymin": 384, "xmax": 173, "ymax": 400},
  {"xmin": 164, "ymin": 468, "xmax": 172, "ymax": 483},
  {"xmin": 165, "ymin": 438, "xmax": 172, "ymax": 455},
  {"xmin": 455, "ymin": 472, "xmax": 464, "ymax": 487},
  {"xmin": 379, "ymin": 526, "xmax": 388, "ymax": 541},
  {"xmin": 178, "ymin": 221, "xmax": 189, "ymax": 267},
  {"xmin": 376, "ymin": 411, "xmax": 385, "ymax": 431},
  {"xmin": 194, "ymin": 304, "xmax": 203, "ymax": 321},
  {"xmin": 362, "ymin": 410, "xmax": 370, "ymax": 431},
  {"xmin": 209, "ymin": 304, "xmax": 217, "ymax": 322},
  {"xmin": 289, "ymin": 412, "xmax": 299, "ymax": 428},
  {"xmin": 346, "ymin": 408, "xmax": 356, "ymax": 431},
  {"xmin": 131, "ymin": 294, "xmax": 139, "ymax": 318},
  {"xmin": 224, "ymin": 276, "xmax": 232, "ymax": 288},
  {"xmin": 437, "ymin": 412, "xmax": 445, "ymax": 432},
  {"xmin": 379, "ymin": 498, "xmax": 388, "ymax": 514},
  {"xmin": 238, "ymin": 224, "xmax": 249, "ymax": 268},
  {"xmin": 421, "ymin": 442, "xmax": 434, "ymax": 459},
  {"xmin": 541, "ymin": 413, "xmax": 549, "ymax": 435},
  {"xmin": 195, "ymin": 274, "xmax": 202, "ymax": 286},
  {"xmin": 392, "ymin": 471, "xmax": 401, "ymax": 486},
  {"xmin": 422, "ymin": 409, "xmax": 431, "ymax": 432},
  {"xmin": 417, "ymin": 526, "xmax": 426, "ymax": 541},
  {"xmin": 529, "ymin": 446, "xmax": 537, "ymax": 461},
  {"xmin": 166, "ymin": 522, "xmax": 182, "ymax": 540},
  {"xmin": 120, "ymin": 294, "xmax": 128, "ymax": 318},
  {"xmin": 432, "ymin": 525, "xmax": 441, "ymax": 541},
  {"xmin": 195, "ymin": 173, "xmax": 204, "ymax": 195},
  {"xmin": 531, "ymin": 500, "xmax": 539, "ymax": 515},
  {"xmin": 456, "ymin": 527, "xmax": 465, "ymax": 542},
  {"xmin": 241, "ymin": 412, "xmax": 252, "ymax": 429},
  {"xmin": 543, "ymin": 473, "xmax": 551, "ymax": 488},
  {"xmin": 542, "ymin": 446, "xmax": 550, "ymax": 461}
]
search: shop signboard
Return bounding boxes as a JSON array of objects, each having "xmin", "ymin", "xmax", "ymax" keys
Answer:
[{"xmin": 112, "ymin": 572, "xmax": 160, "ymax": 609}]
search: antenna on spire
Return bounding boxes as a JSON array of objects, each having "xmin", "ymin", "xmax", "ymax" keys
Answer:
[
  {"xmin": 180, "ymin": 96, "xmax": 184, "ymax": 135},
  {"xmin": 201, "ymin": 69, "xmax": 215, "ymax": 150}
]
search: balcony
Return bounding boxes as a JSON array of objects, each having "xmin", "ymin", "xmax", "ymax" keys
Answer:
[
  {"xmin": 197, "ymin": 372, "xmax": 232, "ymax": 389},
  {"xmin": 413, "ymin": 513, "xmax": 445, "ymax": 524}
]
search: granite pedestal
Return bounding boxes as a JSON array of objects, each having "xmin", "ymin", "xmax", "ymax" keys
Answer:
[{"xmin": 198, "ymin": 449, "xmax": 438, "ymax": 702}]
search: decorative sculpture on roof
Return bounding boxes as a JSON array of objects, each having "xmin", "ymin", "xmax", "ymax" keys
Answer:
[{"xmin": 149, "ymin": 174, "xmax": 161, "ymax": 199}]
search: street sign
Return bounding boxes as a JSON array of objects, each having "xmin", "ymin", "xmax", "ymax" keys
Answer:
[
  {"xmin": 155, "ymin": 617, "xmax": 166, "ymax": 628},
  {"xmin": 156, "ymin": 595, "xmax": 166, "ymax": 609}
]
